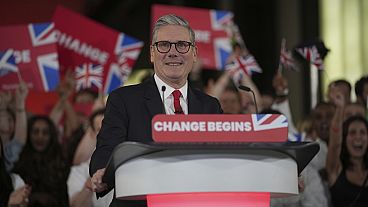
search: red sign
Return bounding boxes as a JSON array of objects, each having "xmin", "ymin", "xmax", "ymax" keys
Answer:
[
  {"xmin": 0, "ymin": 23, "xmax": 59, "ymax": 92},
  {"xmin": 152, "ymin": 114, "xmax": 288, "ymax": 142},
  {"xmin": 52, "ymin": 6, "xmax": 143, "ymax": 94},
  {"xmin": 152, "ymin": 4, "xmax": 233, "ymax": 70}
]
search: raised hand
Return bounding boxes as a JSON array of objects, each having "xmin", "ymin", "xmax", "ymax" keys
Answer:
[
  {"xmin": 0, "ymin": 91, "xmax": 12, "ymax": 110},
  {"xmin": 15, "ymin": 80, "xmax": 29, "ymax": 108}
]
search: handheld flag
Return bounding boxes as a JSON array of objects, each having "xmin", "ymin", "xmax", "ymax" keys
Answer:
[
  {"xmin": 296, "ymin": 46, "xmax": 323, "ymax": 70},
  {"xmin": 279, "ymin": 39, "xmax": 296, "ymax": 71}
]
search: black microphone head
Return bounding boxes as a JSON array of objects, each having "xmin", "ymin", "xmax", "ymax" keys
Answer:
[
  {"xmin": 161, "ymin": 86, "xmax": 166, "ymax": 92},
  {"xmin": 238, "ymin": 85, "xmax": 251, "ymax": 92}
]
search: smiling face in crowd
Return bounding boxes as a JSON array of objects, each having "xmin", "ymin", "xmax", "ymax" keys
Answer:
[{"xmin": 346, "ymin": 120, "xmax": 368, "ymax": 159}]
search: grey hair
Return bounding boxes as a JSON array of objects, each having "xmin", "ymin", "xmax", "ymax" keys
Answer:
[{"xmin": 152, "ymin": 14, "xmax": 195, "ymax": 45}]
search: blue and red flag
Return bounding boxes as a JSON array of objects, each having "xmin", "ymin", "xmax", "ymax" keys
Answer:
[
  {"xmin": 296, "ymin": 46, "xmax": 323, "ymax": 70},
  {"xmin": 279, "ymin": 39, "xmax": 296, "ymax": 71},
  {"xmin": 104, "ymin": 33, "xmax": 143, "ymax": 94},
  {"xmin": 75, "ymin": 63, "xmax": 104, "ymax": 91}
]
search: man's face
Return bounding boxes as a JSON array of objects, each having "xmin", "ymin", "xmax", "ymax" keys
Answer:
[
  {"xmin": 150, "ymin": 25, "xmax": 197, "ymax": 87},
  {"xmin": 312, "ymin": 104, "xmax": 335, "ymax": 142}
]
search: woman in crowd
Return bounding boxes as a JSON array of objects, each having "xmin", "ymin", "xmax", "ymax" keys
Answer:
[
  {"xmin": 327, "ymin": 108, "xmax": 368, "ymax": 207},
  {"xmin": 13, "ymin": 116, "xmax": 70, "ymax": 207}
]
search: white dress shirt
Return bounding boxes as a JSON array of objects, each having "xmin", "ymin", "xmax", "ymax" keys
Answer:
[{"xmin": 154, "ymin": 74, "xmax": 188, "ymax": 114}]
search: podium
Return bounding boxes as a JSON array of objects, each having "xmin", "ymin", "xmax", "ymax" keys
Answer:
[{"xmin": 103, "ymin": 141, "xmax": 319, "ymax": 207}]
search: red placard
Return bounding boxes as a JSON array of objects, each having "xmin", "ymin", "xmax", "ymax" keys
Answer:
[
  {"xmin": 0, "ymin": 23, "xmax": 59, "ymax": 92},
  {"xmin": 152, "ymin": 114, "xmax": 288, "ymax": 142},
  {"xmin": 52, "ymin": 6, "xmax": 143, "ymax": 94}
]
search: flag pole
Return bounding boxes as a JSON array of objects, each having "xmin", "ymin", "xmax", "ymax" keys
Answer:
[
  {"xmin": 16, "ymin": 67, "xmax": 23, "ymax": 83},
  {"xmin": 278, "ymin": 38, "xmax": 286, "ymax": 74}
]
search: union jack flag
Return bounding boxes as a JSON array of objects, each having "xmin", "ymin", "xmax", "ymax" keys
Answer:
[
  {"xmin": 251, "ymin": 114, "xmax": 288, "ymax": 131},
  {"xmin": 0, "ymin": 22, "xmax": 59, "ymax": 91},
  {"xmin": 75, "ymin": 63, "xmax": 103, "ymax": 91},
  {"xmin": 104, "ymin": 33, "xmax": 143, "ymax": 94},
  {"xmin": 225, "ymin": 55, "xmax": 262, "ymax": 83},
  {"xmin": 210, "ymin": 10, "xmax": 233, "ymax": 30},
  {"xmin": 279, "ymin": 39, "xmax": 296, "ymax": 71},
  {"xmin": 37, "ymin": 53, "xmax": 59, "ymax": 91},
  {"xmin": 210, "ymin": 10, "xmax": 233, "ymax": 70},
  {"xmin": 28, "ymin": 23, "xmax": 57, "ymax": 47},
  {"xmin": 296, "ymin": 46, "xmax": 323, "ymax": 70},
  {"xmin": 0, "ymin": 49, "xmax": 18, "ymax": 77}
]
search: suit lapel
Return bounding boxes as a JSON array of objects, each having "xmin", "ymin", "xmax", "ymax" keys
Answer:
[
  {"xmin": 144, "ymin": 77, "xmax": 165, "ymax": 116},
  {"xmin": 188, "ymin": 86, "xmax": 203, "ymax": 114}
]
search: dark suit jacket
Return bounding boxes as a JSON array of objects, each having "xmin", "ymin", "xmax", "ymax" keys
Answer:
[{"xmin": 89, "ymin": 77, "xmax": 222, "ymax": 207}]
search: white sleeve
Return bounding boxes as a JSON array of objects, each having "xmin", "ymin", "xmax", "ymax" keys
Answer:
[
  {"xmin": 300, "ymin": 166, "xmax": 329, "ymax": 207},
  {"xmin": 67, "ymin": 162, "xmax": 89, "ymax": 199},
  {"xmin": 11, "ymin": 173, "xmax": 25, "ymax": 190}
]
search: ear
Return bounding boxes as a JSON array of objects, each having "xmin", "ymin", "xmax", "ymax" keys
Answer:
[
  {"xmin": 192, "ymin": 46, "xmax": 198, "ymax": 63},
  {"xmin": 150, "ymin": 45, "xmax": 154, "ymax": 63}
]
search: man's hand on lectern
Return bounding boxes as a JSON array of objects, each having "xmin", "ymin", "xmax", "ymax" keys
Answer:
[{"xmin": 91, "ymin": 168, "xmax": 108, "ymax": 193}]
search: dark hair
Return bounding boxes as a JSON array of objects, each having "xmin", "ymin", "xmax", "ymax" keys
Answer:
[
  {"xmin": 0, "ymin": 138, "xmax": 14, "ymax": 207},
  {"xmin": 152, "ymin": 14, "xmax": 195, "ymax": 44},
  {"xmin": 330, "ymin": 79, "xmax": 351, "ymax": 91},
  {"xmin": 341, "ymin": 116, "xmax": 368, "ymax": 170},
  {"xmin": 354, "ymin": 76, "xmax": 368, "ymax": 100},
  {"xmin": 89, "ymin": 108, "xmax": 105, "ymax": 132}
]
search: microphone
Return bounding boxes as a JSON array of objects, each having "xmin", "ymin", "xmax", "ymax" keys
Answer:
[
  {"xmin": 161, "ymin": 86, "xmax": 166, "ymax": 113},
  {"xmin": 238, "ymin": 85, "xmax": 259, "ymax": 114}
]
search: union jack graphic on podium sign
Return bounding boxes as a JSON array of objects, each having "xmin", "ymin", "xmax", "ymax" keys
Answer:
[
  {"xmin": 251, "ymin": 114, "xmax": 288, "ymax": 131},
  {"xmin": 152, "ymin": 4, "xmax": 234, "ymax": 70},
  {"xmin": 0, "ymin": 22, "xmax": 59, "ymax": 91},
  {"xmin": 75, "ymin": 63, "xmax": 104, "ymax": 91},
  {"xmin": 0, "ymin": 49, "xmax": 18, "ymax": 77}
]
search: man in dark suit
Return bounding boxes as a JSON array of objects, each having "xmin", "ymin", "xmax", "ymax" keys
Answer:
[{"xmin": 89, "ymin": 14, "xmax": 223, "ymax": 206}]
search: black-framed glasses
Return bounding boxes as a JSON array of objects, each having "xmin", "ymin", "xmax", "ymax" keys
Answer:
[{"xmin": 153, "ymin": 41, "xmax": 193, "ymax": 54}]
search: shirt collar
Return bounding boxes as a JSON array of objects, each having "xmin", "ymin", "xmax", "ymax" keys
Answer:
[{"xmin": 154, "ymin": 74, "xmax": 188, "ymax": 100}]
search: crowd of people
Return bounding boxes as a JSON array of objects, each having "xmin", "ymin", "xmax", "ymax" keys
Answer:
[{"xmin": 1, "ymin": 14, "xmax": 368, "ymax": 207}]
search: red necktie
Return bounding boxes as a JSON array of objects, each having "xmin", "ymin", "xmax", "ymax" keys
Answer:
[{"xmin": 172, "ymin": 90, "xmax": 184, "ymax": 114}]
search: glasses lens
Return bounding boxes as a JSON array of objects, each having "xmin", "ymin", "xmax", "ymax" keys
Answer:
[
  {"xmin": 176, "ymin": 41, "xmax": 191, "ymax": 53},
  {"xmin": 156, "ymin": 41, "xmax": 171, "ymax": 53}
]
